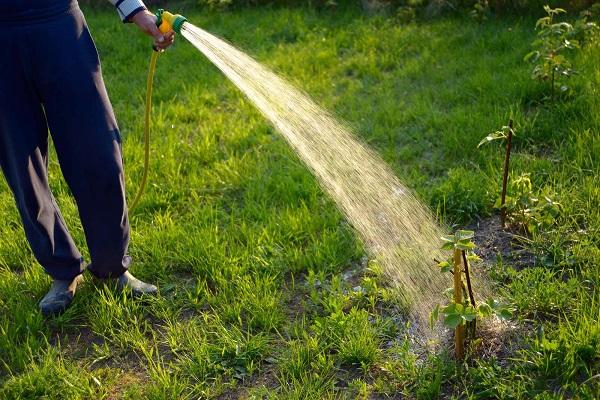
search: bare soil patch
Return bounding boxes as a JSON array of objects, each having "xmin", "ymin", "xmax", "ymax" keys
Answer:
[{"xmin": 468, "ymin": 216, "xmax": 536, "ymax": 269}]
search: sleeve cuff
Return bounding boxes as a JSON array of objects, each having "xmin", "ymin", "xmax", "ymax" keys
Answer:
[{"xmin": 114, "ymin": 0, "xmax": 146, "ymax": 22}]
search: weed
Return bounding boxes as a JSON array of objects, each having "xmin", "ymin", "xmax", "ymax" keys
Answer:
[{"xmin": 503, "ymin": 173, "xmax": 561, "ymax": 235}]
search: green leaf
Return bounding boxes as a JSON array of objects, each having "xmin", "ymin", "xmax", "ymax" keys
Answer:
[
  {"xmin": 524, "ymin": 50, "xmax": 540, "ymax": 62},
  {"xmin": 456, "ymin": 239, "xmax": 476, "ymax": 251},
  {"xmin": 496, "ymin": 308, "xmax": 513, "ymax": 320},
  {"xmin": 484, "ymin": 299, "xmax": 514, "ymax": 320},
  {"xmin": 441, "ymin": 242, "xmax": 455, "ymax": 250},
  {"xmin": 438, "ymin": 261, "xmax": 452, "ymax": 273},
  {"xmin": 478, "ymin": 303, "xmax": 493, "ymax": 317},
  {"xmin": 540, "ymin": 339, "xmax": 559, "ymax": 351},
  {"xmin": 493, "ymin": 197, "xmax": 504, "ymax": 209},
  {"xmin": 441, "ymin": 235, "xmax": 455, "ymax": 243},
  {"xmin": 486, "ymin": 298, "xmax": 499, "ymax": 309},
  {"xmin": 442, "ymin": 302, "xmax": 463, "ymax": 315},
  {"xmin": 467, "ymin": 252, "xmax": 482, "ymax": 263},
  {"xmin": 430, "ymin": 305, "xmax": 440, "ymax": 329},
  {"xmin": 463, "ymin": 306, "xmax": 478, "ymax": 321},
  {"xmin": 536, "ymin": 16, "xmax": 551, "ymax": 29},
  {"xmin": 455, "ymin": 230, "xmax": 474, "ymax": 240},
  {"xmin": 477, "ymin": 131, "xmax": 507, "ymax": 148},
  {"xmin": 444, "ymin": 313, "xmax": 463, "ymax": 329}
]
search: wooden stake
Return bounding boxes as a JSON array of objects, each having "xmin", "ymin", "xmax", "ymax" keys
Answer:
[
  {"xmin": 453, "ymin": 248, "xmax": 464, "ymax": 359},
  {"xmin": 500, "ymin": 119, "xmax": 514, "ymax": 229}
]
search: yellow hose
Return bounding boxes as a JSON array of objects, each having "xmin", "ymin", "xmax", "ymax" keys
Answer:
[{"xmin": 129, "ymin": 50, "xmax": 159, "ymax": 212}]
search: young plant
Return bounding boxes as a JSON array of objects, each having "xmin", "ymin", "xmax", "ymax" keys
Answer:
[
  {"xmin": 469, "ymin": 0, "xmax": 490, "ymax": 23},
  {"xmin": 430, "ymin": 230, "xmax": 512, "ymax": 359},
  {"xmin": 478, "ymin": 119, "xmax": 514, "ymax": 228},
  {"xmin": 503, "ymin": 173, "xmax": 561, "ymax": 235},
  {"xmin": 573, "ymin": 7, "xmax": 600, "ymax": 45},
  {"xmin": 524, "ymin": 6, "xmax": 593, "ymax": 102}
]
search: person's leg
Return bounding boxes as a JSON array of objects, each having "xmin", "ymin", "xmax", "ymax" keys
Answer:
[
  {"xmin": 30, "ymin": 8, "xmax": 131, "ymax": 279},
  {"xmin": 0, "ymin": 24, "xmax": 85, "ymax": 282}
]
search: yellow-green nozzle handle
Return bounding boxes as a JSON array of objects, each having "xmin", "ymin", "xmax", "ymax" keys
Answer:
[{"xmin": 155, "ymin": 9, "xmax": 187, "ymax": 34}]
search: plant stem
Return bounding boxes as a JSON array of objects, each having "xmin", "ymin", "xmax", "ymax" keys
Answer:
[
  {"xmin": 551, "ymin": 68, "xmax": 555, "ymax": 103},
  {"xmin": 500, "ymin": 119, "xmax": 513, "ymax": 229},
  {"xmin": 453, "ymin": 249, "xmax": 464, "ymax": 359},
  {"xmin": 461, "ymin": 250, "xmax": 476, "ymax": 308},
  {"xmin": 462, "ymin": 250, "xmax": 477, "ymax": 341},
  {"xmin": 461, "ymin": 282, "xmax": 469, "ymax": 302}
]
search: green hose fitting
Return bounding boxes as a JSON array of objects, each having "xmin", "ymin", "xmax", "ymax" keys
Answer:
[{"xmin": 155, "ymin": 9, "xmax": 187, "ymax": 34}]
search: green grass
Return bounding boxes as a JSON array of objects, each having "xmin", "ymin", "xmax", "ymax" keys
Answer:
[{"xmin": 1, "ymin": 3, "xmax": 599, "ymax": 398}]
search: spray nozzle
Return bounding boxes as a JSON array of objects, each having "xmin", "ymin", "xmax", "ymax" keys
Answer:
[{"xmin": 155, "ymin": 9, "xmax": 187, "ymax": 34}]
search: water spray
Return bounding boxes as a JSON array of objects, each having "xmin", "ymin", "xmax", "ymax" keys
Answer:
[{"xmin": 130, "ymin": 9, "xmax": 456, "ymax": 330}]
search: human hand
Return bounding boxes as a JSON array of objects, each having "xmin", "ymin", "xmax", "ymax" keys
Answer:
[{"xmin": 131, "ymin": 10, "xmax": 175, "ymax": 51}]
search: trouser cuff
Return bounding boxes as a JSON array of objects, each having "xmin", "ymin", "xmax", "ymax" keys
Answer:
[
  {"xmin": 44, "ymin": 258, "xmax": 86, "ymax": 281},
  {"xmin": 87, "ymin": 255, "xmax": 131, "ymax": 279}
]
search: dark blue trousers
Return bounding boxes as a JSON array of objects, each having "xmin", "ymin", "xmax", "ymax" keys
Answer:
[{"xmin": 0, "ymin": 5, "xmax": 131, "ymax": 280}]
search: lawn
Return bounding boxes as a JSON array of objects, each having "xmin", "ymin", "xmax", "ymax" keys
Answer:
[{"xmin": 0, "ymin": 2, "xmax": 599, "ymax": 399}]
